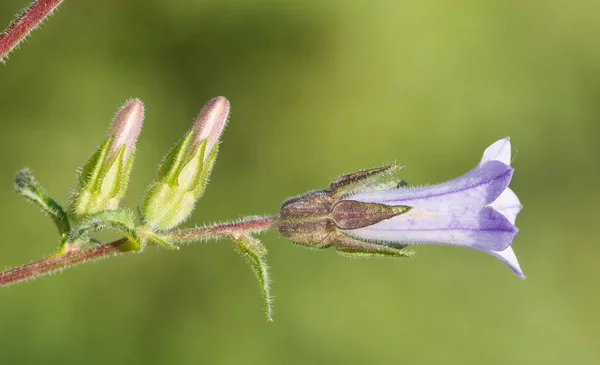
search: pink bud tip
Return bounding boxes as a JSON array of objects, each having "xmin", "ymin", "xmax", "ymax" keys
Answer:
[
  {"xmin": 193, "ymin": 96, "xmax": 230, "ymax": 158},
  {"xmin": 109, "ymin": 98, "xmax": 145, "ymax": 160}
]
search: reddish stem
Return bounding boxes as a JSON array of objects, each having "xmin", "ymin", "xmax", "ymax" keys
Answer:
[
  {"xmin": 0, "ymin": 0, "xmax": 65, "ymax": 63},
  {"xmin": 0, "ymin": 216, "xmax": 279, "ymax": 287},
  {"xmin": 167, "ymin": 216, "xmax": 279, "ymax": 243},
  {"xmin": 0, "ymin": 238, "xmax": 126, "ymax": 287}
]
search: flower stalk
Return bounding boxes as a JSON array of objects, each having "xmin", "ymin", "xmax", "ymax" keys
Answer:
[{"xmin": 0, "ymin": 216, "xmax": 278, "ymax": 287}]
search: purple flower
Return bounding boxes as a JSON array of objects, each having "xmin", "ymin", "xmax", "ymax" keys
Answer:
[{"xmin": 345, "ymin": 138, "xmax": 525, "ymax": 278}]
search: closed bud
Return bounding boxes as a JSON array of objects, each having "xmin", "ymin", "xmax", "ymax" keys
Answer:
[
  {"xmin": 192, "ymin": 96, "xmax": 230, "ymax": 160},
  {"xmin": 71, "ymin": 99, "xmax": 144, "ymax": 219},
  {"xmin": 142, "ymin": 96, "xmax": 230, "ymax": 230}
]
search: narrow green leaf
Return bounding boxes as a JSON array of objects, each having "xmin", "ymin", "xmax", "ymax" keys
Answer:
[
  {"xmin": 234, "ymin": 235, "xmax": 273, "ymax": 321},
  {"xmin": 15, "ymin": 169, "xmax": 70, "ymax": 240},
  {"xmin": 69, "ymin": 209, "xmax": 141, "ymax": 251}
]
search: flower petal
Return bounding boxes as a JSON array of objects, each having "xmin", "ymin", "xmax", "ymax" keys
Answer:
[
  {"xmin": 338, "ymin": 137, "xmax": 522, "ymax": 278},
  {"xmin": 489, "ymin": 188, "xmax": 522, "ymax": 225},
  {"xmin": 480, "ymin": 137, "xmax": 511, "ymax": 165},
  {"xmin": 344, "ymin": 207, "xmax": 517, "ymax": 251},
  {"xmin": 350, "ymin": 161, "xmax": 513, "ymax": 210},
  {"xmin": 483, "ymin": 246, "xmax": 526, "ymax": 279}
]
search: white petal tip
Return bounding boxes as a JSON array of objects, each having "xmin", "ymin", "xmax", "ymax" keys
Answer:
[
  {"xmin": 481, "ymin": 137, "xmax": 512, "ymax": 165},
  {"xmin": 489, "ymin": 188, "xmax": 522, "ymax": 225},
  {"xmin": 488, "ymin": 246, "xmax": 525, "ymax": 279}
]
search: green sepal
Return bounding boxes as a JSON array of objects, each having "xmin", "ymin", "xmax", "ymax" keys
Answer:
[
  {"xmin": 337, "ymin": 245, "xmax": 414, "ymax": 259},
  {"xmin": 78, "ymin": 137, "xmax": 112, "ymax": 188},
  {"xmin": 335, "ymin": 233, "xmax": 413, "ymax": 259},
  {"xmin": 15, "ymin": 169, "xmax": 70, "ymax": 241},
  {"xmin": 159, "ymin": 132, "xmax": 194, "ymax": 185},
  {"xmin": 141, "ymin": 140, "xmax": 216, "ymax": 231},
  {"xmin": 195, "ymin": 143, "xmax": 218, "ymax": 196},
  {"xmin": 118, "ymin": 149, "xmax": 135, "ymax": 199},
  {"xmin": 234, "ymin": 235, "xmax": 273, "ymax": 321},
  {"xmin": 71, "ymin": 140, "xmax": 135, "ymax": 219},
  {"xmin": 100, "ymin": 145, "xmax": 127, "ymax": 198},
  {"xmin": 177, "ymin": 140, "xmax": 207, "ymax": 192},
  {"xmin": 330, "ymin": 164, "xmax": 404, "ymax": 199},
  {"xmin": 68, "ymin": 209, "xmax": 142, "ymax": 251},
  {"xmin": 335, "ymin": 233, "xmax": 414, "ymax": 258}
]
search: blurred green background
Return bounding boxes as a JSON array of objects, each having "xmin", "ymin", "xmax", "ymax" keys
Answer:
[{"xmin": 1, "ymin": 0, "xmax": 599, "ymax": 364}]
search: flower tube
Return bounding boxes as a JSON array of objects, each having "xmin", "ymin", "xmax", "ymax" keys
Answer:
[{"xmin": 346, "ymin": 138, "xmax": 523, "ymax": 278}]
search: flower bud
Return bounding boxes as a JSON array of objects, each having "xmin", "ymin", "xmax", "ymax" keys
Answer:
[
  {"xmin": 71, "ymin": 99, "xmax": 144, "ymax": 219},
  {"xmin": 142, "ymin": 96, "xmax": 230, "ymax": 230},
  {"xmin": 193, "ymin": 96, "xmax": 230, "ymax": 160},
  {"xmin": 109, "ymin": 100, "xmax": 144, "ymax": 161}
]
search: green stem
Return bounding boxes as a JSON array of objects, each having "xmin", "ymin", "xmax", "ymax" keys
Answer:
[{"xmin": 0, "ymin": 215, "xmax": 279, "ymax": 287}]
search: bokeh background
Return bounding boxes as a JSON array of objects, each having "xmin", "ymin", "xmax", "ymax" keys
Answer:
[{"xmin": 1, "ymin": 0, "xmax": 599, "ymax": 364}]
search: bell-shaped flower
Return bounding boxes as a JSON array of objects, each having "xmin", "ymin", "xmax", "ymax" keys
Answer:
[{"xmin": 345, "ymin": 137, "xmax": 524, "ymax": 278}]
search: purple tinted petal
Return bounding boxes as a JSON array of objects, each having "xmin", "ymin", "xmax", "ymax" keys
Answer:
[
  {"xmin": 350, "ymin": 161, "xmax": 513, "ymax": 210},
  {"xmin": 344, "ymin": 207, "xmax": 517, "ymax": 251},
  {"xmin": 193, "ymin": 96, "xmax": 230, "ymax": 160},
  {"xmin": 489, "ymin": 188, "xmax": 522, "ymax": 225},
  {"xmin": 340, "ymin": 137, "xmax": 522, "ymax": 276},
  {"xmin": 481, "ymin": 246, "xmax": 525, "ymax": 279},
  {"xmin": 480, "ymin": 137, "xmax": 511, "ymax": 166},
  {"xmin": 109, "ymin": 99, "xmax": 144, "ymax": 161}
]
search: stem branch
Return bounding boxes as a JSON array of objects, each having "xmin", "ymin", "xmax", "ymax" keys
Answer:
[
  {"xmin": 0, "ymin": 215, "xmax": 279, "ymax": 287},
  {"xmin": 0, "ymin": 0, "xmax": 65, "ymax": 63}
]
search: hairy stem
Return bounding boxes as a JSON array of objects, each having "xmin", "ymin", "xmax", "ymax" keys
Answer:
[
  {"xmin": 0, "ymin": 0, "xmax": 65, "ymax": 63},
  {"xmin": 0, "ymin": 238, "xmax": 126, "ymax": 287},
  {"xmin": 166, "ymin": 216, "xmax": 279, "ymax": 244},
  {"xmin": 0, "ymin": 215, "xmax": 279, "ymax": 287}
]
